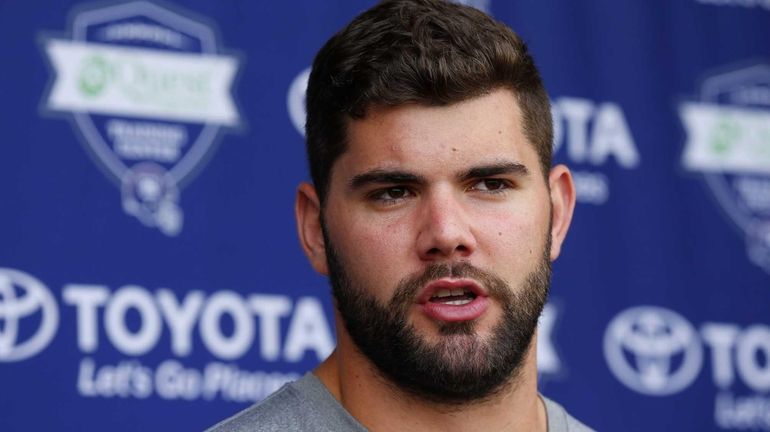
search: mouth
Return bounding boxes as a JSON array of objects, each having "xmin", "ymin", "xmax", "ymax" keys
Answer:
[
  {"xmin": 428, "ymin": 287, "xmax": 478, "ymax": 306},
  {"xmin": 417, "ymin": 279, "xmax": 489, "ymax": 322}
]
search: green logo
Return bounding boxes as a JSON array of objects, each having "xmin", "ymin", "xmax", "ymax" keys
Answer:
[
  {"xmin": 78, "ymin": 55, "xmax": 112, "ymax": 97},
  {"xmin": 709, "ymin": 117, "xmax": 741, "ymax": 156}
]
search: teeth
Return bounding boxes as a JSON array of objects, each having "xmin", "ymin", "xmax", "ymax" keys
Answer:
[
  {"xmin": 434, "ymin": 289, "xmax": 452, "ymax": 298},
  {"xmin": 429, "ymin": 287, "xmax": 476, "ymax": 303},
  {"xmin": 445, "ymin": 299, "xmax": 472, "ymax": 306}
]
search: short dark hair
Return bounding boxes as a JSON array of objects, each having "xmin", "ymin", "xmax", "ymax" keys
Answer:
[{"xmin": 305, "ymin": 0, "xmax": 552, "ymax": 204}]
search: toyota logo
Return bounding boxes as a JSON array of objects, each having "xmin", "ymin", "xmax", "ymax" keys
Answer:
[
  {"xmin": 604, "ymin": 306, "xmax": 703, "ymax": 396},
  {"xmin": 0, "ymin": 268, "xmax": 59, "ymax": 362}
]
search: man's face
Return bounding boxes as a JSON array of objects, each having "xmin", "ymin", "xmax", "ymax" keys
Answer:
[{"xmin": 318, "ymin": 89, "xmax": 556, "ymax": 403}]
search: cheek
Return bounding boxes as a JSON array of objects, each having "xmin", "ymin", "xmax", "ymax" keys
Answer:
[
  {"xmin": 328, "ymin": 211, "xmax": 414, "ymax": 287},
  {"xmin": 476, "ymin": 205, "xmax": 549, "ymax": 261}
]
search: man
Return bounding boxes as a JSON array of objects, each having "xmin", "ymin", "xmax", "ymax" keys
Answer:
[{"xmin": 209, "ymin": 0, "xmax": 591, "ymax": 430}]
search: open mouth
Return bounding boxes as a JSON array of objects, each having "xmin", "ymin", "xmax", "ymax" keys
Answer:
[
  {"xmin": 418, "ymin": 278, "xmax": 489, "ymax": 322},
  {"xmin": 429, "ymin": 287, "xmax": 478, "ymax": 306}
]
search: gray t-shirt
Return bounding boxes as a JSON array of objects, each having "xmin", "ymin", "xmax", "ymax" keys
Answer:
[{"xmin": 207, "ymin": 373, "xmax": 594, "ymax": 432}]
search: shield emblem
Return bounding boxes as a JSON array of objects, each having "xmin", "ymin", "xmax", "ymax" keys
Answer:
[
  {"xmin": 680, "ymin": 64, "xmax": 770, "ymax": 272},
  {"xmin": 42, "ymin": 1, "xmax": 240, "ymax": 235}
]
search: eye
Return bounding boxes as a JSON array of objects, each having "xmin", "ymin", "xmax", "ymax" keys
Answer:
[
  {"xmin": 471, "ymin": 179, "xmax": 510, "ymax": 192},
  {"xmin": 370, "ymin": 186, "xmax": 413, "ymax": 203}
]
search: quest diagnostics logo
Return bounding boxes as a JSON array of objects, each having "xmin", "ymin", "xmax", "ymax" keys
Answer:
[
  {"xmin": 604, "ymin": 306, "xmax": 702, "ymax": 396},
  {"xmin": 40, "ymin": 1, "xmax": 242, "ymax": 236},
  {"xmin": 0, "ymin": 268, "xmax": 59, "ymax": 362},
  {"xmin": 679, "ymin": 64, "xmax": 770, "ymax": 273}
]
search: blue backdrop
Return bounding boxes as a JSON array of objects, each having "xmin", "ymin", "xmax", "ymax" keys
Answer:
[{"xmin": 1, "ymin": 0, "xmax": 769, "ymax": 430}]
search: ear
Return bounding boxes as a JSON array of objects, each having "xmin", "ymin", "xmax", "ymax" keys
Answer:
[
  {"xmin": 295, "ymin": 182, "xmax": 329, "ymax": 275},
  {"xmin": 547, "ymin": 164, "xmax": 576, "ymax": 261}
]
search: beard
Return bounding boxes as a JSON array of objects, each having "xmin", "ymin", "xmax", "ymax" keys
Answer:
[{"xmin": 324, "ymin": 229, "xmax": 552, "ymax": 406}]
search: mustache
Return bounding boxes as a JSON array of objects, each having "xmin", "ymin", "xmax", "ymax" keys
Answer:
[{"xmin": 390, "ymin": 262, "xmax": 511, "ymax": 308}]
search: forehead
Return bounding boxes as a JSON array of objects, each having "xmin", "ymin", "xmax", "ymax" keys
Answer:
[{"xmin": 335, "ymin": 88, "xmax": 540, "ymax": 178}]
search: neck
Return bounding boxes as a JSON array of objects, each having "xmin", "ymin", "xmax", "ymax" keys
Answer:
[{"xmin": 314, "ymin": 325, "xmax": 547, "ymax": 432}]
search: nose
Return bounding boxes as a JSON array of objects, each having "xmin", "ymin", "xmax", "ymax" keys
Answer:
[{"xmin": 416, "ymin": 188, "xmax": 477, "ymax": 261}]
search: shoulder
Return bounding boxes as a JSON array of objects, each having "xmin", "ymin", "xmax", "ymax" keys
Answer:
[
  {"xmin": 205, "ymin": 373, "xmax": 366, "ymax": 432},
  {"xmin": 205, "ymin": 378, "xmax": 305, "ymax": 432},
  {"xmin": 542, "ymin": 396, "xmax": 595, "ymax": 432}
]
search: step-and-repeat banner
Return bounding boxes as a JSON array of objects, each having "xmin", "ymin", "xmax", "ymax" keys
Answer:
[{"xmin": 1, "ymin": 0, "xmax": 769, "ymax": 430}]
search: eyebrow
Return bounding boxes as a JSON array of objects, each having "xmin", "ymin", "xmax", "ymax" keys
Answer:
[
  {"xmin": 348, "ymin": 161, "xmax": 529, "ymax": 190},
  {"xmin": 457, "ymin": 161, "xmax": 529, "ymax": 182},
  {"xmin": 349, "ymin": 170, "xmax": 427, "ymax": 190}
]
